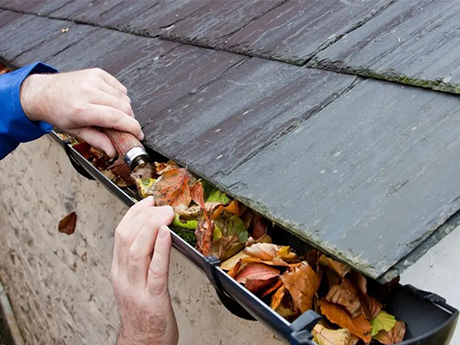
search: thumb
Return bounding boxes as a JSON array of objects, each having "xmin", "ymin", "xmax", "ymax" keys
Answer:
[{"xmin": 69, "ymin": 127, "xmax": 117, "ymax": 158}]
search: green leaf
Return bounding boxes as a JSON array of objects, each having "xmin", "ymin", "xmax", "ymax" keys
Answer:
[
  {"xmin": 206, "ymin": 188, "xmax": 230, "ymax": 203},
  {"xmin": 172, "ymin": 213, "xmax": 198, "ymax": 230},
  {"xmin": 371, "ymin": 311, "xmax": 397, "ymax": 337},
  {"xmin": 212, "ymin": 210, "xmax": 249, "ymax": 261}
]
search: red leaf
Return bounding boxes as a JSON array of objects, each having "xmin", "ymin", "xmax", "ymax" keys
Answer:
[
  {"xmin": 195, "ymin": 209, "xmax": 214, "ymax": 256},
  {"xmin": 245, "ymin": 277, "xmax": 279, "ymax": 294},
  {"xmin": 235, "ymin": 264, "xmax": 280, "ymax": 284},
  {"xmin": 154, "ymin": 168, "xmax": 195, "ymax": 207},
  {"xmin": 261, "ymin": 279, "xmax": 283, "ymax": 298},
  {"xmin": 58, "ymin": 212, "xmax": 77, "ymax": 235},
  {"xmin": 191, "ymin": 182, "xmax": 205, "ymax": 209}
]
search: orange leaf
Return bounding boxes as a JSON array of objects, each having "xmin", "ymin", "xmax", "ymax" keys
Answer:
[
  {"xmin": 319, "ymin": 299, "xmax": 372, "ymax": 344},
  {"xmin": 326, "ymin": 279, "xmax": 362, "ymax": 318},
  {"xmin": 235, "ymin": 264, "xmax": 280, "ymax": 284},
  {"xmin": 281, "ymin": 261, "xmax": 320, "ymax": 313},
  {"xmin": 261, "ymin": 279, "xmax": 283, "ymax": 298},
  {"xmin": 240, "ymin": 256, "xmax": 301, "ymax": 268},
  {"xmin": 221, "ymin": 251, "xmax": 250, "ymax": 271},
  {"xmin": 271, "ymin": 286, "xmax": 286, "ymax": 310},
  {"xmin": 195, "ymin": 209, "xmax": 214, "ymax": 256},
  {"xmin": 212, "ymin": 200, "xmax": 240, "ymax": 220},
  {"xmin": 228, "ymin": 260, "xmax": 244, "ymax": 278},
  {"xmin": 319, "ymin": 254, "xmax": 351, "ymax": 278},
  {"xmin": 154, "ymin": 168, "xmax": 195, "ymax": 207},
  {"xmin": 373, "ymin": 321, "xmax": 406, "ymax": 344},
  {"xmin": 191, "ymin": 182, "xmax": 205, "ymax": 208},
  {"xmin": 58, "ymin": 212, "xmax": 77, "ymax": 235}
]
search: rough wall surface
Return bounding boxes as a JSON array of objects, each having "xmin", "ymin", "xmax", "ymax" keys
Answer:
[{"xmin": 0, "ymin": 136, "xmax": 282, "ymax": 345}]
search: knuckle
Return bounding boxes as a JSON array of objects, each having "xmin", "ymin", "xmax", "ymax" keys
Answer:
[
  {"xmin": 114, "ymin": 229, "xmax": 130, "ymax": 246},
  {"xmin": 128, "ymin": 247, "xmax": 142, "ymax": 263}
]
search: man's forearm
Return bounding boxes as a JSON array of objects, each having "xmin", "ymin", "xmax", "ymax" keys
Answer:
[{"xmin": 0, "ymin": 62, "xmax": 57, "ymax": 160}]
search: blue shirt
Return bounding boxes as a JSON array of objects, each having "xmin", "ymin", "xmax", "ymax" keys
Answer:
[{"xmin": 0, "ymin": 62, "xmax": 57, "ymax": 160}]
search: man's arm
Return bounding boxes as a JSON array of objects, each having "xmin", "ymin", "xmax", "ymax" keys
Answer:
[
  {"xmin": 111, "ymin": 197, "xmax": 179, "ymax": 345},
  {"xmin": 0, "ymin": 62, "xmax": 143, "ymax": 160},
  {"xmin": 0, "ymin": 62, "xmax": 57, "ymax": 160}
]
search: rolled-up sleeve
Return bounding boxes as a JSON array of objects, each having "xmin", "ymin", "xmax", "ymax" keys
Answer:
[{"xmin": 0, "ymin": 62, "xmax": 58, "ymax": 160}]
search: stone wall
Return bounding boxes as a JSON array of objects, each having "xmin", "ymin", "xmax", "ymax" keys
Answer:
[{"xmin": 0, "ymin": 136, "xmax": 282, "ymax": 345}]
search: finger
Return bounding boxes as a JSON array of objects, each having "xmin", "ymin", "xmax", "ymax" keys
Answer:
[
  {"xmin": 112, "ymin": 197, "xmax": 155, "ymax": 271},
  {"xmin": 126, "ymin": 206, "xmax": 174, "ymax": 287},
  {"xmin": 147, "ymin": 225, "xmax": 172, "ymax": 297},
  {"xmin": 68, "ymin": 127, "xmax": 116, "ymax": 158},
  {"xmin": 82, "ymin": 104, "xmax": 144, "ymax": 140},
  {"xmin": 90, "ymin": 92, "xmax": 134, "ymax": 118},
  {"xmin": 97, "ymin": 68, "xmax": 128, "ymax": 95},
  {"xmin": 98, "ymin": 83, "xmax": 133, "ymax": 114}
]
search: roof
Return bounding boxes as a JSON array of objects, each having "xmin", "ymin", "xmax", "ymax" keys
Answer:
[{"xmin": 2, "ymin": 0, "xmax": 460, "ymax": 281}]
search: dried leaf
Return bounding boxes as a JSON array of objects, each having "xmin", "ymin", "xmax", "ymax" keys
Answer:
[
  {"xmin": 212, "ymin": 210, "xmax": 248, "ymax": 261},
  {"xmin": 244, "ymin": 243, "xmax": 278, "ymax": 261},
  {"xmin": 252, "ymin": 217, "xmax": 268, "ymax": 239},
  {"xmin": 220, "ymin": 251, "xmax": 250, "ymax": 271},
  {"xmin": 281, "ymin": 261, "xmax": 320, "ymax": 313},
  {"xmin": 155, "ymin": 161, "xmax": 179, "ymax": 175},
  {"xmin": 261, "ymin": 279, "xmax": 283, "ymax": 298},
  {"xmin": 319, "ymin": 255, "xmax": 351, "ymax": 278},
  {"xmin": 58, "ymin": 212, "xmax": 77, "ymax": 235},
  {"xmin": 235, "ymin": 264, "xmax": 280, "ymax": 284},
  {"xmin": 245, "ymin": 233, "xmax": 273, "ymax": 247},
  {"xmin": 370, "ymin": 311, "xmax": 396, "ymax": 337},
  {"xmin": 134, "ymin": 178, "xmax": 156, "ymax": 198},
  {"xmin": 277, "ymin": 246, "xmax": 299, "ymax": 263},
  {"xmin": 240, "ymin": 256, "xmax": 301, "ymax": 268},
  {"xmin": 228, "ymin": 260, "xmax": 244, "ymax": 278},
  {"xmin": 312, "ymin": 323, "xmax": 353, "ymax": 345},
  {"xmin": 319, "ymin": 299, "xmax": 372, "ymax": 344},
  {"xmin": 212, "ymin": 200, "xmax": 240, "ymax": 220},
  {"xmin": 245, "ymin": 277, "xmax": 279, "ymax": 294},
  {"xmin": 271, "ymin": 286, "xmax": 286, "ymax": 310},
  {"xmin": 191, "ymin": 182, "xmax": 205, "ymax": 208},
  {"xmin": 362, "ymin": 295, "xmax": 383, "ymax": 320},
  {"xmin": 373, "ymin": 321, "xmax": 406, "ymax": 344},
  {"xmin": 326, "ymin": 279, "xmax": 362, "ymax": 318},
  {"xmin": 131, "ymin": 162, "xmax": 155, "ymax": 180},
  {"xmin": 349, "ymin": 271, "xmax": 367, "ymax": 294},
  {"xmin": 154, "ymin": 168, "xmax": 195, "ymax": 207},
  {"xmin": 195, "ymin": 209, "xmax": 214, "ymax": 256}
]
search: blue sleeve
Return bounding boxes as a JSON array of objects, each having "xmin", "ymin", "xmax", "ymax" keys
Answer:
[{"xmin": 0, "ymin": 62, "xmax": 58, "ymax": 160}]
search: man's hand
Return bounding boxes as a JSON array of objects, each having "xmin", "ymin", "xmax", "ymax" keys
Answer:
[
  {"xmin": 20, "ymin": 68, "xmax": 143, "ymax": 157},
  {"xmin": 111, "ymin": 197, "xmax": 179, "ymax": 345}
]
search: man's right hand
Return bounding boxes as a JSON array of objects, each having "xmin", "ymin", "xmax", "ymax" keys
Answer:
[
  {"xmin": 111, "ymin": 197, "xmax": 179, "ymax": 345},
  {"xmin": 20, "ymin": 68, "xmax": 143, "ymax": 158}
]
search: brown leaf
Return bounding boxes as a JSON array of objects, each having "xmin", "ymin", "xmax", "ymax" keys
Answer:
[
  {"xmin": 220, "ymin": 251, "xmax": 250, "ymax": 271},
  {"xmin": 235, "ymin": 264, "xmax": 280, "ymax": 285},
  {"xmin": 58, "ymin": 212, "xmax": 77, "ymax": 235},
  {"xmin": 240, "ymin": 256, "xmax": 301, "ymax": 268},
  {"xmin": 252, "ymin": 217, "xmax": 268, "ymax": 239},
  {"xmin": 131, "ymin": 162, "xmax": 155, "ymax": 180},
  {"xmin": 154, "ymin": 168, "xmax": 196, "ymax": 207},
  {"xmin": 348, "ymin": 271, "xmax": 367, "ymax": 294},
  {"xmin": 312, "ymin": 323, "xmax": 353, "ymax": 345},
  {"xmin": 271, "ymin": 286, "xmax": 286, "ymax": 310},
  {"xmin": 228, "ymin": 260, "xmax": 244, "ymax": 278},
  {"xmin": 277, "ymin": 246, "xmax": 299, "ymax": 263},
  {"xmin": 362, "ymin": 295, "xmax": 383, "ymax": 320},
  {"xmin": 245, "ymin": 277, "xmax": 279, "ymax": 294},
  {"xmin": 373, "ymin": 321, "xmax": 406, "ymax": 344},
  {"xmin": 191, "ymin": 182, "xmax": 205, "ymax": 208},
  {"xmin": 155, "ymin": 161, "xmax": 179, "ymax": 175},
  {"xmin": 244, "ymin": 243, "xmax": 278, "ymax": 261},
  {"xmin": 212, "ymin": 210, "xmax": 248, "ymax": 261},
  {"xmin": 281, "ymin": 261, "xmax": 320, "ymax": 313},
  {"xmin": 195, "ymin": 209, "xmax": 214, "ymax": 256},
  {"xmin": 319, "ymin": 254, "xmax": 351, "ymax": 278},
  {"xmin": 319, "ymin": 299, "xmax": 372, "ymax": 344},
  {"xmin": 212, "ymin": 200, "xmax": 240, "ymax": 220},
  {"xmin": 245, "ymin": 233, "xmax": 273, "ymax": 247},
  {"xmin": 261, "ymin": 279, "xmax": 283, "ymax": 298},
  {"xmin": 326, "ymin": 279, "xmax": 362, "ymax": 318}
]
